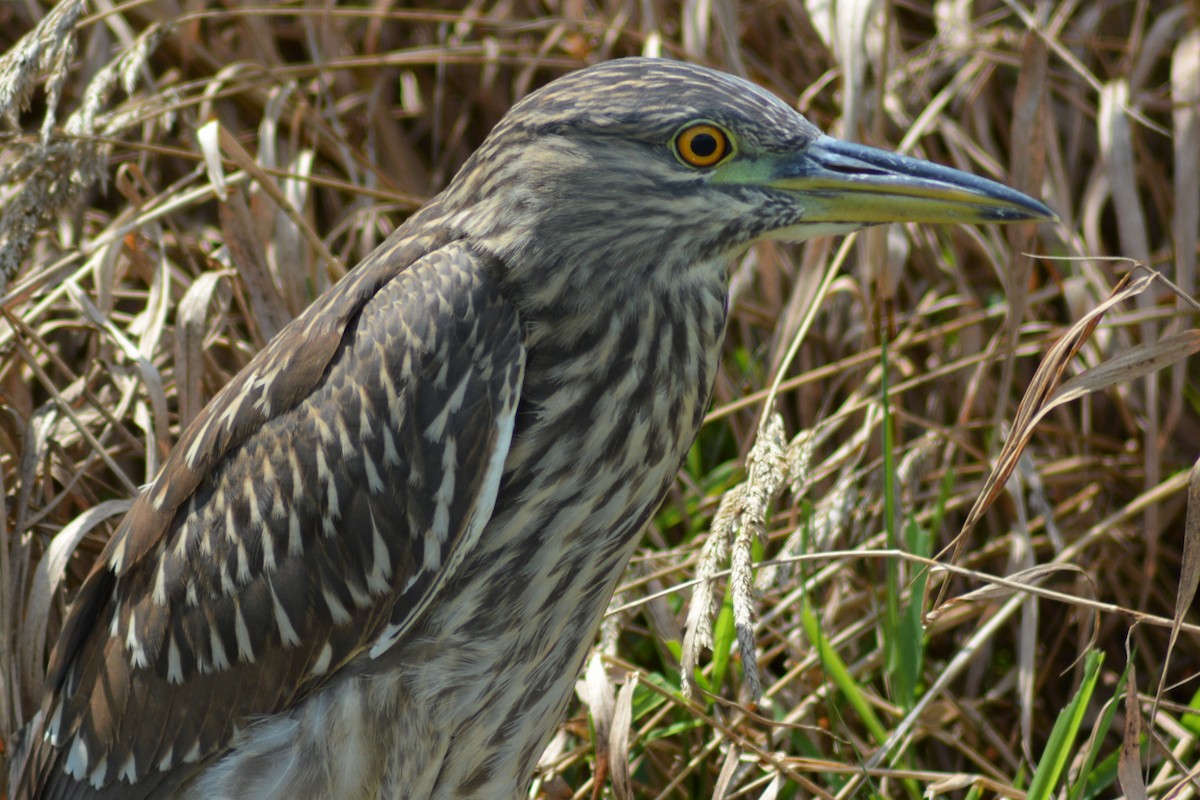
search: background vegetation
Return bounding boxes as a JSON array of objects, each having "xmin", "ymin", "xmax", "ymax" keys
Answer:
[{"xmin": 2, "ymin": 0, "xmax": 1199, "ymax": 797}]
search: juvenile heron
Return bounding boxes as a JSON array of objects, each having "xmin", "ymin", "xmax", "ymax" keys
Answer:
[{"xmin": 13, "ymin": 58, "xmax": 1053, "ymax": 799}]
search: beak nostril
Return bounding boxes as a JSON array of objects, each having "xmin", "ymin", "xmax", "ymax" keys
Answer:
[{"xmin": 823, "ymin": 162, "xmax": 888, "ymax": 177}]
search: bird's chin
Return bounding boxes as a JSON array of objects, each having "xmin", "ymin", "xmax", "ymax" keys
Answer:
[{"xmin": 758, "ymin": 221, "xmax": 872, "ymax": 244}]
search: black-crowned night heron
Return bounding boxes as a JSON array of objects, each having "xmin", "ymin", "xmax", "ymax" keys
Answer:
[{"xmin": 12, "ymin": 58, "xmax": 1053, "ymax": 799}]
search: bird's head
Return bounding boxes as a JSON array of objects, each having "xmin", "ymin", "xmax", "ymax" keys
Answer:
[{"xmin": 439, "ymin": 58, "xmax": 1055, "ymax": 308}]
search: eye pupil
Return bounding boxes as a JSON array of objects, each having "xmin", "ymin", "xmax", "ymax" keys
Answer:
[{"xmin": 690, "ymin": 133, "xmax": 717, "ymax": 157}]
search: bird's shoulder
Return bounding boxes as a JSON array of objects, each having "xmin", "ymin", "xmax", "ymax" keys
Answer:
[{"xmin": 20, "ymin": 231, "xmax": 526, "ymax": 799}]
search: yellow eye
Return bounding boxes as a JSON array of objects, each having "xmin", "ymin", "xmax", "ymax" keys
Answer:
[{"xmin": 674, "ymin": 122, "xmax": 732, "ymax": 168}]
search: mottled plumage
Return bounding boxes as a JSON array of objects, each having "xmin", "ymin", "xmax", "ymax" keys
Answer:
[{"xmin": 13, "ymin": 58, "xmax": 1052, "ymax": 800}]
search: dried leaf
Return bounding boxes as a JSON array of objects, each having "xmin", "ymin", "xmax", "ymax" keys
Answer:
[
  {"xmin": 65, "ymin": 281, "xmax": 171, "ymax": 466},
  {"xmin": 713, "ymin": 743, "xmax": 741, "ymax": 800},
  {"xmin": 219, "ymin": 188, "xmax": 292, "ymax": 342},
  {"xmin": 608, "ymin": 673, "xmax": 637, "ymax": 800},
  {"xmin": 21, "ymin": 500, "xmax": 132, "ymax": 702},
  {"xmin": 1118, "ymin": 659, "xmax": 1148, "ymax": 800},
  {"xmin": 948, "ymin": 564, "xmax": 1086, "ymax": 605},
  {"xmin": 1174, "ymin": 460, "xmax": 1200, "ymax": 650},
  {"xmin": 955, "ymin": 273, "xmax": 1154, "ymax": 545},
  {"xmin": 197, "ymin": 118, "xmax": 228, "ymax": 201},
  {"xmin": 576, "ymin": 654, "xmax": 614, "ymax": 799},
  {"xmin": 757, "ymin": 774, "xmax": 782, "ymax": 800},
  {"xmin": 176, "ymin": 272, "xmax": 232, "ymax": 429},
  {"xmin": 1099, "ymin": 81, "xmax": 1150, "ymax": 263},
  {"xmin": 217, "ymin": 123, "xmax": 341, "ymax": 277},
  {"xmin": 1172, "ymin": 30, "xmax": 1199, "ymax": 296},
  {"xmin": 1050, "ymin": 329, "xmax": 1200, "ymax": 407},
  {"xmin": 1152, "ymin": 457, "xmax": 1200, "ymax": 737}
]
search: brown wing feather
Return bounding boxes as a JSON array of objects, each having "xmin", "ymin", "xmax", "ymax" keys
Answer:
[{"xmin": 17, "ymin": 233, "xmax": 526, "ymax": 800}]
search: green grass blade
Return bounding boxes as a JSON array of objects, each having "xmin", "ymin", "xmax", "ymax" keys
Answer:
[
  {"xmin": 1068, "ymin": 652, "xmax": 1132, "ymax": 800},
  {"xmin": 1027, "ymin": 649, "xmax": 1105, "ymax": 800}
]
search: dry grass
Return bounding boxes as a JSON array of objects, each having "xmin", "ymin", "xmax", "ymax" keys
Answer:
[{"xmin": 2, "ymin": 1, "xmax": 1199, "ymax": 797}]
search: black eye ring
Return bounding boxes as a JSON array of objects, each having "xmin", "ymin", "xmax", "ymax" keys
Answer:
[{"xmin": 673, "ymin": 122, "xmax": 732, "ymax": 168}]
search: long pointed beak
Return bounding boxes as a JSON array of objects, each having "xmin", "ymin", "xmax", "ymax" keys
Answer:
[{"xmin": 769, "ymin": 136, "xmax": 1057, "ymax": 225}]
